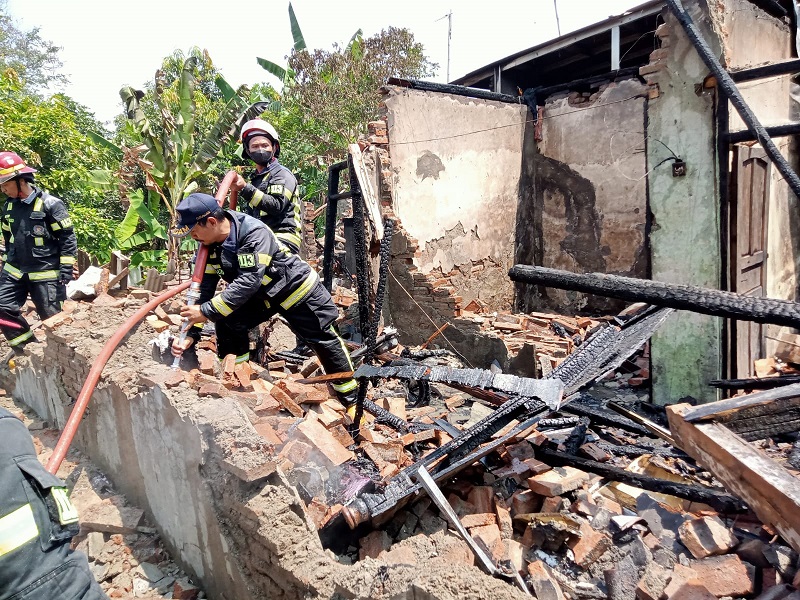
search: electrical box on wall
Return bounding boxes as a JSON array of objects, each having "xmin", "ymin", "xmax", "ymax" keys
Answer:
[{"xmin": 672, "ymin": 160, "xmax": 686, "ymax": 177}]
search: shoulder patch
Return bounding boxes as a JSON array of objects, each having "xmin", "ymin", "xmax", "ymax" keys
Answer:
[{"xmin": 238, "ymin": 253, "xmax": 257, "ymax": 268}]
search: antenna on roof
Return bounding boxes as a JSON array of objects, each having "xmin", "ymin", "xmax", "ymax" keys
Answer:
[
  {"xmin": 554, "ymin": 0, "xmax": 562, "ymax": 36},
  {"xmin": 436, "ymin": 10, "xmax": 453, "ymax": 82}
]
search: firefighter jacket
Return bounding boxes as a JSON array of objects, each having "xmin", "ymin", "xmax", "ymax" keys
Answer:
[
  {"xmin": 238, "ymin": 159, "xmax": 302, "ymax": 252},
  {"xmin": 196, "ymin": 211, "xmax": 318, "ymax": 323},
  {"xmin": 0, "ymin": 407, "xmax": 105, "ymax": 599},
  {"xmin": 1, "ymin": 186, "xmax": 77, "ymax": 282}
]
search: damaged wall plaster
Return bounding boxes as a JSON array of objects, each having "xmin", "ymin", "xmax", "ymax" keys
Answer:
[
  {"xmin": 516, "ymin": 79, "xmax": 649, "ymax": 315},
  {"xmin": 382, "ymin": 86, "xmax": 528, "ymax": 311}
]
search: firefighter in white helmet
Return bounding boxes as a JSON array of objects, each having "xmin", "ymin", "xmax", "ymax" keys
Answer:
[{"xmin": 231, "ymin": 119, "xmax": 302, "ymax": 254}]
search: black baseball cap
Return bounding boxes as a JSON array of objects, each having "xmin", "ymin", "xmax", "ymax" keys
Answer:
[{"xmin": 172, "ymin": 193, "xmax": 221, "ymax": 237}]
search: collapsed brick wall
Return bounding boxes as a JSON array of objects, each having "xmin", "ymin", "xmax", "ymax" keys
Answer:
[{"xmin": 4, "ymin": 301, "xmax": 529, "ymax": 600}]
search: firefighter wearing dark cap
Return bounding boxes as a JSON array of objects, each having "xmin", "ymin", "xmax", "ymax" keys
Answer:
[
  {"xmin": 230, "ymin": 119, "xmax": 302, "ymax": 254},
  {"xmin": 170, "ymin": 193, "xmax": 358, "ymax": 408},
  {"xmin": 0, "ymin": 407, "xmax": 108, "ymax": 599},
  {"xmin": 0, "ymin": 151, "xmax": 77, "ymax": 350}
]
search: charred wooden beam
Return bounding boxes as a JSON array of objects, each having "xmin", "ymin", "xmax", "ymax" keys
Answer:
[
  {"xmin": 667, "ymin": 403, "xmax": 800, "ymax": 553},
  {"xmin": 710, "ymin": 375, "xmax": 800, "ymax": 390},
  {"xmin": 536, "ymin": 448, "xmax": 748, "ymax": 514},
  {"xmin": 508, "ymin": 265, "xmax": 800, "ymax": 329},
  {"xmin": 726, "ymin": 122, "xmax": 800, "ymax": 144},
  {"xmin": 729, "ymin": 59, "xmax": 800, "ymax": 83},
  {"xmin": 681, "ymin": 382, "xmax": 800, "ymax": 422}
]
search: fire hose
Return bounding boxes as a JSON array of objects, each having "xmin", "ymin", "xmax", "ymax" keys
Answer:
[{"xmin": 46, "ymin": 171, "xmax": 239, "ymax": 474}]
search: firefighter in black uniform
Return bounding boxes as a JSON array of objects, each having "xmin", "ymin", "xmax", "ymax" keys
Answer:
[
  {"xmin": 170, "ymin": 193, "xmax": 358, "ymax": 407},
  {"xmin": 0, "ymin": 407, "xmax": 108, "ymax": 599},
  {"xmin": 0, "ymin": 151, "xmax": 77, "ymax": 350},
  {"xmin": 230, "ymin": 119, "xmax": 302, "ymax": 254}
]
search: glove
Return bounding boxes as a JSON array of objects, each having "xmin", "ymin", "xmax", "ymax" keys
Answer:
[{"xmin": 59, "ymin": 264, "xmax": 74, "ymax": 284}]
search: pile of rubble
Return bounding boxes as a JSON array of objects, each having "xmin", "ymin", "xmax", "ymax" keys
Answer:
[{"xmin": 0, "ymin": 396, "xmax": 204, "ymax": 600}]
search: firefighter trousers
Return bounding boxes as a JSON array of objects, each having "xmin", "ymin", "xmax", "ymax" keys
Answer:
[
  {"xmin": 214, "ymin": 281, "xmax": 358, "ymax": 404},
  {"xmin": 0, "ymin": 272, "xmax": 62, "ymax": 347}
]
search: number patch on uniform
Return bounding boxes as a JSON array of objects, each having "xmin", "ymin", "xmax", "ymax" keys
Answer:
[{"xmin": 237, "ymin": 253, "xmax": 257, "ymax": 268}]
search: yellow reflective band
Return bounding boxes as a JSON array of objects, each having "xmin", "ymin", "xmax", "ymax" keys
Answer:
[
  {"xmin": 235, "ymin": 352, "xmax": 250, "ymax": 364},
  {"xmin": 7, "ymin": 235, "xmax": 13, "ymax": 244},
  {"xmin": 3, "ymin": 264, "xmax": 22, "ymax": 279},
  {"xmin": 32, "ymin": 197, "xmax": 43, "ymax": 212},
  {"xmin": 330, "ymin": 325, "xmax": 354, "ymax": 370},
  {"xmin": 249, "ymin": 189, "xmax": 264, "ymax": 209},
  {"xmin": 34, "ymin": 238, "xmax": 43, "ymax": 247},
  {"xmin": 0, "ymin": 163, "xmax": 25, "ymax": 176},
  {"xmin": 346, "ymin": 404, "xmax": 357, "ymax": 419},
  {"xmin": 50, "ymin": 222, "xmax": 61, "ymax": 231},
  {"xmin": 204, "ymin": 265, "xmax": 217, "ymax": 274},
  {"xmin": 60, "ymin": 256, "xmax": 76, "ymax": 265},
  {"xmin": 210, "ymin": 295, "xmax": 233, "ymax": 316},
  {"xmin": 8, "ymin": 329, "xmax": 33, "ymax": 346},
  {"xmin": 261, "ymin": 274, "xmax": 273, "ymax": 286},
  {"xmin": 280, "ymin": 271, "xmax": 318, "ymax": 310},
  {"xmin": 263, "ymin": 298, "xmax": 271, "ymax": 309},
  {"xmin": 0, "ymin": 504, "xmax": 39, "ymax": 558},
  {"xmin": 28, "ymin": 270, "xmax": 58, "ymax": 281},
  {"xmin": 60, "ymin": 218, "xmax": 72, "ymax": 228},
  {"xmin": 332, "ymin": 379, "xmax": 357, "ymax": 393},
  {"xmin": 275, "ymin": 232, "xmax": 302, "ymax": 248},
  {"xmin": 1, "ymin": 223, "xmax": 10, "ymax": 232},
  {"xmin": 51, "ymin": 487, "xmax": 78, "ymax": 525},
  {"xmin": 257, "ymin": 253, "xmax": 272, "ymax": 266}
]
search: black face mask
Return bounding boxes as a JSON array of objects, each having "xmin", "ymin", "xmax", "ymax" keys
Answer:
[{"xmin": 250, "ymin": 149, "xmax": 273, "ymax": 166}]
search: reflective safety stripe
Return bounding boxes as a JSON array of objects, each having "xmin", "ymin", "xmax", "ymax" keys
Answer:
[
  {"xmin": 204, "ymin": 264, "xmax": 217, "ymax": 274},
  {"xmin": 280, "ymin": 271, "xmax": 318, "ymax": 310},
  {"xmin": 8, "ymin": 329, "xmax": 33, "ymax": 346},
  {"xmin": 59, "ymin": 218, "xmax": 72, "ymax": 229},
  {"xmin": 332, "ymin": 379, "xmax": 358, "ymax": 393},
  {"xmin": 0, "ymin": 504, "xmax": 39, "ymax": 558},
  {"xmin": 263, "ymin": 298, "xmax": 271, "ymax": 309},
  {"xmin": 210, "ymin": 295, "xmax": 233, "ymax": 316},
  {"xmin": 235, "ymin": 352, "xmax": 250, "ymax": 364},
  {"xmin": 50, "ymin": 222, "xmax": 61, "ymax": 231},
  {"xmin": 33, "ymin": 238, "xmax": 43, "ymax": 247},
  {"xmin": 28, "ymin": 270, "xmax": 59, "ymax": 281},
  {"xmin": 3, "ymin": 264, "xmax": 22, "ymax": 279},
  {"xmin": 1, "ymin": 223, "xmax": 9, "ymax": 232},
  {"xmin": 257, "ymin": 253, "xmax": 272, "ymax": 267},
  {"xmin": 59, "ymin": 256, "xmax": 76, "ymax": 265},
  {"xmin": 330, "ymin": 325, "xmax": 354, "ymax": 370},
  {"xmin": 249, "ymin": 189, "xmax": 264, "ymax": 209},
  {"xmin": 275, "ymin": 232, "xmax": 302, "ymax": 249},
  {"xmin": 51, "ymin": 487, "xmax": 78, "ymax": 525},
  {"xmin": 32, "ymin": 197, "xmax": 43, "ymax": 212},
  {"xmin": 261, "ymin": 274, "xmax": 273, "ymax": 286}
]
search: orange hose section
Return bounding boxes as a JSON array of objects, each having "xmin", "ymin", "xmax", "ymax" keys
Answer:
[{"xmin": 46, "ymin": 171, "xmax": 239, "ymax": 474}]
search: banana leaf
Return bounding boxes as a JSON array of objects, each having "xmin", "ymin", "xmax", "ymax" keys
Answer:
[
  {"xmin": 256, "ymin": 57, "xmax": 287, "ymax": 82},
  {"xmin": 176, "ymin": 57, "xmax": 197, "ymax": 167},
  {"xmin": 85, "ymin": 169, "xmax": 118, "ymax": 191},
  {"xmin": 190, "ymin": 89, "xmax": 248, "ymax": 174},
  {"xmin": 289, "ymin": 2, "xmax": 306, "ymax": 52},
  {"xmin": 87, "ymin": 132, "xmax": 123, "ymax": 159},
  {"xmin": 215, "ymin": 74, "xmax": 238, "ymax": 103},
  {"xmin": 120, "ymin": 86, "xmax": 168, "ymax": 176}
]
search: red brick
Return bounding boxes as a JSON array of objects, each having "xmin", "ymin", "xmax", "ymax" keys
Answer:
[
  {"xmin": 461, "ymin": 513, "xmax": 497, "ymax": 529},
  {"xmin": 673, "ymin": 555, "xmax": 754, "ymax": 597},
  {"xmin": 471, "ymin": 523, "xmax": 504, "ymax": 562},
  {"xmin": 511, "ymin": 489, "xmax": 542, "ymax": 517},
  {"xmin": 495, "ymin": 497, "xmax": 513, "ymax": 540},
  {"xmin": 220, "ymin": 455, "xmax": 276, "ymax": 483},
  {"xmin": 541, "ymin": 496, "xmax": 566, "ymax": 513},
  {"xmin": 163, "ymin": 370, "xmax": 185, "ymax": 388},
  {"xmin": 528, "ymin": 466, "xmax": 589, "ymax": 497},
  {"xmin": 253, "ymin": 420, "xmax": 282, "ymax": 446},
  {"xmin": 661, "ymin": 574, "xmax": 716, "ymax": 600},
  {"xmin": 270, "ymin": 386, "xmax": 304, "ymax": 418},
  {"xmin": 328, "ymin": 424, "xmax": 355, "ymax": 448},
  {"xmin": 253, "ymin": 395, "xmax": 281, "ymax": 417},
  {"xmin": 568, "ymin": 520, "xmax": 612, "ymax": 567},
  {"xmin": 297, "ymin": 419, "xmax": 354, "ymax": 467},
  {"xmin": 504, "ymin": 539, "xmax": 525, "ymax": 574},
  {"xmin": 677, "ymin": 515, "xmax": 738, "ymax": 559},
  {"xmin": 198, "ymin": 383, "xmax": 226, "ymax": 398},
  {"xmin": 359, "ymin": 530, "xmax": 391, "ymax": 560},
  {"xmin": 527, "ymin": 560, "xmax": 565, "ymax": 600},
  {"xmin": 522, "ymin": 457, "xmax": 552, "ymax": 474},
  {"xmin": 467, "ymin": 486, "xmax": 495, "ymax": 514},
  {"xmin": 636, "ymin": 562, "xmax": 672, "ymax": 600}
]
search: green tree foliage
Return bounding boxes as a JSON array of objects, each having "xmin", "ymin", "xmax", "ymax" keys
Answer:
[{"xmin": 0, "ymin": 0, "xmax": 66, "ymax": 91}]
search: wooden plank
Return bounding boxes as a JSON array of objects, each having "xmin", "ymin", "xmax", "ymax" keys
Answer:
[
  {"xmin": 107, "ymin": 267, "xmax": 129, "ymax": 290},
  {"xmin": 682, "ymin": 382, "xmax": 800, "ymax": 422},
  {"xmin": 348, "ymin": 144, "xmax": 384, "ymax": 242},
  {"xmin": 667, "ymin": 403, "xmax": 800, "ymax": 553}
]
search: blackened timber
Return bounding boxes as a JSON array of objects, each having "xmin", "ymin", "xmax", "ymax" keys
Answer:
[
  {"xmin": 723, "ymin": 397, "xmax": 800, "ymax": 441},
  {"xmin": 710, "ymin": 375, "xmax": 800, "ymax": 390},
  {"xmin": 322, "ymin": 161, "xmax": 348, "ymax": 291},
  {"xmin": 726, "ymin": 123, "xmax": 800, "ymax": 144},
  {"xmin": 537, "ymin": 448, "xmax": 748, "ymax": 513},
  {"xmin": 527, "ymin": 67, "xmax": 641, "ymax": 105},
  {"xmin": 564, "ymin": 397, "xmax": 652, "ymax": 436},
  {"xmin": 509, "ymin": 265, "xmax": 800, "ymax": 329},
  {"xmin": 666, "ymin": 0, "xmax": 800, "ymax": 201},
  {"xmin": 682, "ymin": 382, "xmax": 800, "ymax": 422},
  {"xmin": 729, "ymin": 59, "xmax": 800, "ymax": 83},
  {"xmin": 386, "ymin": 77, "xmax": 520, "ymax": 104}
]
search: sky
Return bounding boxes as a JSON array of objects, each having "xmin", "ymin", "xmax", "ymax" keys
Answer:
[{"xmin": 6, "ymin": 0, "xmax": 644, "ymax": 125}]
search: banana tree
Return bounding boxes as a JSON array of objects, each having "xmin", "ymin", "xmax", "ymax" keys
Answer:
[{"xmin": 118, "ymin": 56, "xmax": 250, "ymax": 265}]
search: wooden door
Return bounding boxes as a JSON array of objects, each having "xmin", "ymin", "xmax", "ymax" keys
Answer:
[{"xmin": 730, "ymin": 145, "xmax": 770, "ymax": 377}]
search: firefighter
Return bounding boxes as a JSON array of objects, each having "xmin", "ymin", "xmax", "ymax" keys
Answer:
[
  {"xmin": 170, "ymin": 193, "xmax": 358, "ymax": 408},
  {"xmin": 230, "ymin": 119, "xmax": 302, "ymax": 254},
  {"xmin": 0, "ymin": 152, "xmax": 77, "ymax": 351},
  {"xmin": 0, "ymin": 407, "xmax": 108, "ymax": 599}
]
